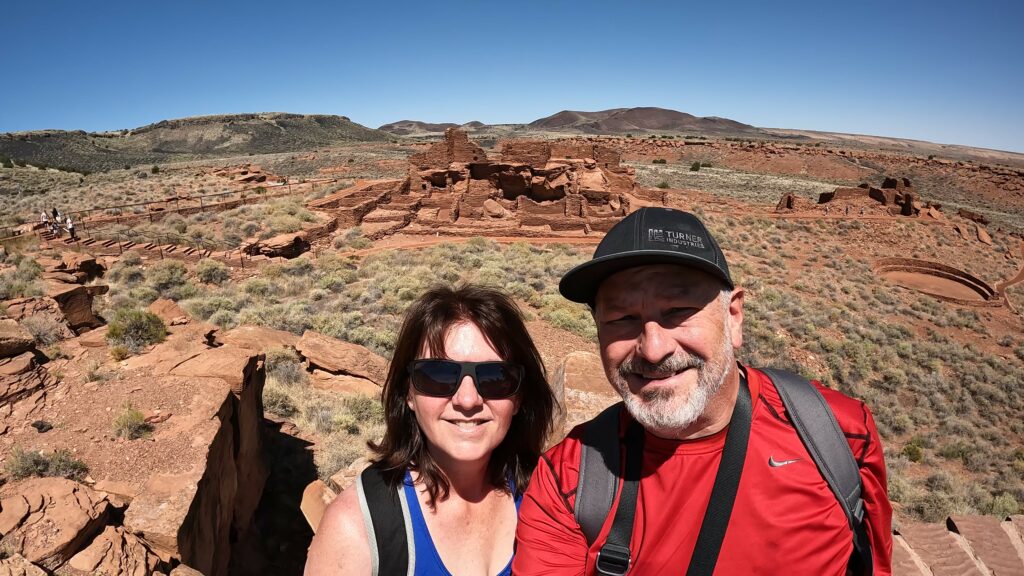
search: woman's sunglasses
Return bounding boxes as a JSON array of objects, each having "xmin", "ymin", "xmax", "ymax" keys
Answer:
[{"xmin": 407, "ymin": 359, "xmax": 524, "ymax": 399}]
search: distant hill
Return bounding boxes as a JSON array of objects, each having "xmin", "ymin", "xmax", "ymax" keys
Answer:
[
  {"xmin": 378, "ymin": 107, "xmax": 762, "ymax": 138},
  {"xmin": 0, "ymin": 113, "xmax": 389, "ymax": 173},
  {"xmin": 527, "ymin": 107, "xmax": 759, "ymax": 135},
  {"xmin": 378, "ymin": 120, "xmax": 485, "ymax": 136}
]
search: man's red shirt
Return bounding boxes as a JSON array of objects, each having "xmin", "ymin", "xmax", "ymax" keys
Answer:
[{"xmin": 513, "ymin": 366, "xmax": 893, "ymax": 575}]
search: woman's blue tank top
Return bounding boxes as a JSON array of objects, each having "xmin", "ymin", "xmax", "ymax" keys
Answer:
[{"xmin": 402, "ymin": 471, "xmax": 521, "ymax": 576}]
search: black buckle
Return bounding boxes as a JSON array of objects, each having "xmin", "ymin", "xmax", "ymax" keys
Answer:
[{"xmin": 596, "ymin": 543, "xmax": 631, "ymax": 575}]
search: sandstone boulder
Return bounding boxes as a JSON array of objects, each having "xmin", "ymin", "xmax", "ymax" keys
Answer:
[
  {"xmin": 148, "ymin": 298, "xmax": 189, "ymax": 326},
  {"xmin": 59, "ymin": 252, "xmax": 105, "ymax": 279},
  {"xmin": 68, "ymin": 525, "xmax": 165, "ymax": 576},
  {"xmin": 44, "ymin": 282, "xmax": 102, "ymax": 332},
  {"xmin": 0, "ymin": 554, "xmax": 48, "ymax": 576},
  {"xmin": 296, "ymin": 330, "xmax": 387, "ymax": 385},
  {"xmin": 213, "ymin": 324, "xmax": 299, "ymax": 351},
  {"xmin": 483, "ymin": 198, "xmax": 507, "ymax": 218},
  {"xmin": 249, "ymin": 231, "xmax": 310, "ymax": 258},
  {"xmin": 0, "ymin": 319, "xmax": 34, "ymax": 358},
  {"xmin": 0, "ymin": 478, "xmax": 110, "ymax": 570},
  {"xmin": 123, "ymin": 369, "xmax": 267, "ymax": 576},
  {"xmin": 0, "ymin": 351, "xmax": 35, "ymax": 376},
  {"xmin": 2, "ymin": 298, "xmax": 76, "ymax": 341},
  {"xmin": 977, "ymin": 225, "xmax": 993, "ymax": 246}
]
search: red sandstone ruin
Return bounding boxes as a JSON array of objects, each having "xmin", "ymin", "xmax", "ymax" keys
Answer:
[{"xmin": 307, "ymin": 128, "xmax": 659, "ymax": 237}]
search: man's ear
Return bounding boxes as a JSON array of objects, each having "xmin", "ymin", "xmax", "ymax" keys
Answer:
[{"xmin": 728, "ymin": 287, "xmax": 745, "ymax": 349}]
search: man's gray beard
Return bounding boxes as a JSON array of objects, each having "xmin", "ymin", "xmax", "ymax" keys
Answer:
[{"xmin": 610, "ymin": 327, "xmax": 734, "ymax": 437}]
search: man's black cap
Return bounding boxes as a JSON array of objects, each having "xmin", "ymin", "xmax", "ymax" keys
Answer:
[{"xmin": 559, "ymin": 207, "xmax": 733, "ymax": 305}]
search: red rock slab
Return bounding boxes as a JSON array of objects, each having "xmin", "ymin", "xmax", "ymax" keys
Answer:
[
  {"xmin": 0, "ymin": 478, "xmax": 110, "ymax": 570},
  {"xmin": 169, "ymin": 347, "xmax": 260, "ymax": 395},
  {"xmin": 977, "ymin": 225, "xmax": 993, "ymax": 246},
  {"xmin": 148, "ymin": 297, "xmax": 189, "ymax": 325},
  {"xmin": 891, "ymin": 535, "xmax": 928, "ymax": 576},
  {"xmin": 0, "ymin": 318, "xmax": 34, "ymax": 358},
  {"xmin": 213, "ymin": 324, "xmax": 298, "ymax": 352},
  {"xmin": 897, "ymin": 522, "xmax": 984, "ymax": 576},
  {"xmin": 68, "ymin": 525, "xmax": 164, "ymax": 575},
  {"xmin": 0, "ymin": 553, "xmax": 48, "ymax": 576},
  {"xmin": 948, "ymin": 515, "xmax": 1024, "ymax": 575},
  {"xmin": 954, "ymin": 223, "xmax": 970, "ymax": 240},
  {"xmin": 296, "ymin": 330, "xmax": 387, "ymax": 385},
  {"xmin": 309, "ymin": 369, "xmax": 379, "ymax": 397}
]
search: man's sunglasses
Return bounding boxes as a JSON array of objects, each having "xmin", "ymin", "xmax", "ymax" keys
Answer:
[{"xmin": 407, "ymin": 359, "xmax": 524, "ymax": 399}]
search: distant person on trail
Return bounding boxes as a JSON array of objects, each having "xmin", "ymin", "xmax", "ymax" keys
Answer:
[
  {"xmin": 66, "ymin": 215, "xmax": 75, "ymax": 240},
  {"xmin": 40, "ymin": 211, "xmax": 49, "ymax": 227},
  {"xmin": 51, "ymin": 207, "xmax": 60, "ymax": 220},
  {"xmin": 306, "ymin": 285, "xmax": 557, "ymax": 576},
  {"xmin": 513, "ymin": 207, "xmax": 892, "ymax": 575}
]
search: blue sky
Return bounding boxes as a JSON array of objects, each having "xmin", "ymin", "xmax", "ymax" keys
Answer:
[{"xmin": 3, "ymin": 0, "xmax": 1022, "ymax": 152}]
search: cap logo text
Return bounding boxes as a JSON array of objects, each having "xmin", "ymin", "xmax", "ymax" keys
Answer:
[{"xmin": 648, "ymin": 228, "xmax": 705, "ymax": 250}]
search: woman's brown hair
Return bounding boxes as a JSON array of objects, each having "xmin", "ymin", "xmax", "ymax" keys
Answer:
[{"xmin": 370, "ymin": 284, "xmax": 555, "ymax": 507}]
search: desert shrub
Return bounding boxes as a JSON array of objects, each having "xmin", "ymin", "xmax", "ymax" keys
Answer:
[
  {"xmin": 151, "ymin": 165, "xmax": 160, "ymax": 174},
  {"xmin": 263, "ymin": 387, "xmax": 298, "ymax": 418},
  {"xmin": 163, "ymin": 214, "xmax": 187, "ymax": 234},
  {"xmin": 305, "ymin": 403, "xmax": 336, "ymax": 434},
  {"xmin": 113, "ymin": 403, "xmax": 152, "ymax": 439},
  {"xmin": 110, "ymin": 345, "xmax": 131, "ymax": 361},
  {"xmin": 266, "ymin": 347, "xmax": 307, "ymax": 385},
  {"xmin": 901, "ymin": 442, "xmax": 923, "ymax": 463},
  {"xmin": 690, "ymin": 161, "xmax": 701, "ymax": 171},
  {"xmin": 344, "ymin": 394, "xmax": 384, "ymax": 425},
  {"xmin": 19, "ymin": 314, "xmax": 65, "ymax": 345},
  {"xmin": 700, "ymin": 161, "xmax": 712, "ymax": 168},
  {"xmin": 656, "ymin": 181, "xmax": 670, "ymax": 189},
  {"xmin": 5, "ymin": 447, "xmax": 88, "ymax": 481},
  {"xmin": 106, "ymin": 308, "xmax": 166, "ymax": 352},
  {"xmin": 315, "ymin": 432, "xmax": 368, "ymax": 482},
  {"xmin": 146, "ymin": 260, "xmax": 188, "ymax": 297},
  {"xmin": 193, "ymin": 260, "xmax": 230, "ymax": 284},
  {"xmin": 209, "ymin": 309, "xmax": 238, "ymax": 329},
  {"xmin": 651, "ymin": 158, "xmax": 667, "ymax": 164}
]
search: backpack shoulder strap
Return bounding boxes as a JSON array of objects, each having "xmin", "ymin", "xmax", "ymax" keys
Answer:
[
  {"xmin": 576, "ymin": 402, "xmax": 625, "ymax": 545},
  {"xmin": 761, "ymin": 367, "xmax": 873, "ymax": 575},
  {"xmin": 356, "ymin": 465, "xmax": 414, "ymax": 576}
]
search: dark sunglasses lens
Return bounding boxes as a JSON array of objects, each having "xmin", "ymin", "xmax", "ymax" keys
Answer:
[
  {"xmin": 411, "ymin": 360, "xmax": 461, "ymax": 396},
  {"xmin": 475, "ymin": 362, "xmax": 522, "ymax": 398}
]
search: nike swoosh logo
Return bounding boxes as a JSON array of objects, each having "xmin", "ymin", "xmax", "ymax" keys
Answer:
[{"xmin": 768, "ymin": 456, "xmax": 801, "ymax": 467}]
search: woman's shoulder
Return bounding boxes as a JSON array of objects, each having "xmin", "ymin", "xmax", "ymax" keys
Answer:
[{"xmin": 304, "ymin": 483, "xmax": 371, "ymax": 575}]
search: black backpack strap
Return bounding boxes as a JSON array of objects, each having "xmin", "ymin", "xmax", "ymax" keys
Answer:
[
  {"xmin": 576, "ymin": 402, "xmax": 626, "ymax": 545},
  {"xmin": 356, "ymin": 466, "xmax": 415, "ymax": 575},
  {"xmin": 686, "ymin": 374, "xmax": 753, "ymax": 576},
  {"xmin": 761, "ymin": 368, "xmax": 873, "ymax": 575},
  {"xmin": 595, "ymin": 420, "xmax": 644, "ymax": 575}
]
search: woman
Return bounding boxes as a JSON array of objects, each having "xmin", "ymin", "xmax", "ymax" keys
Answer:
[{"xmin": 306, "ymin": 284, "xmax": 556, "ymax": 575}]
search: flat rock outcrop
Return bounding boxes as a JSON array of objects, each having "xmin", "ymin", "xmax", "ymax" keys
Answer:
[
  {"xmin": 212, "ymin": 324, "xmax": 299, "ymax": 351},
  {"xmin": 43, "ymin": 281, "xmax": 103, "ymax": 332},
  {"xmin": 0, "ymin": 319, "xmax": 34, "ymax": 357},
  {"xmin": 0, "ymin": 554, "xmax": 48, "ymax": 576},
  {"xmin": 123, "ymin": 352, "xmax": 267, "ymax": 576},
  {"xmin": 296, "ymin": 330, "xmax": 388, "ymax": 385},
  {"xmin": 3, "ymin": 297, "xmax": 77, "ymax": 342},
  {"xmin": 67, "ymin": 525, "xmax": 165, "ymax": 576},
  {"xmin": 148, "ymin": 298, "xmax": 190, "ymax": 326},
  {"xmin": 0, "ymin": 478, "xmax": 110, "ymax": 571}
]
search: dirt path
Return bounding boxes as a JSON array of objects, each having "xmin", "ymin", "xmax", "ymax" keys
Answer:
[{"xmin": 333, "ymin": 234, "xmax": 603, "ymax": 259}]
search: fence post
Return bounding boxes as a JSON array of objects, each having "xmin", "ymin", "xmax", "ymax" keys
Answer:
[{"xmin": 200, "ymin": 197, "xmax": 204, "ymax": 212}]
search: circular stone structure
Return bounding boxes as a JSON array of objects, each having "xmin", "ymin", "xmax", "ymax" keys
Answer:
[{"xmin": 873, "ymin": 258, "xmax": 1002, "ymax": 307}]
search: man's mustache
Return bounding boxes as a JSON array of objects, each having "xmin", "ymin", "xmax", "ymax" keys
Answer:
[{"xmin": 619, "ymin": 352, "xmax": 704, "ymax": 379}]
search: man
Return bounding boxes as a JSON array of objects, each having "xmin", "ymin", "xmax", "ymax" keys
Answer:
[
  {"xmin": 66, "ymin": 215, "xmax": 75, "ymax": 240},
  {"xmin": 513, "ymin": 207, "xmax": 892, "ymax": 575}
]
